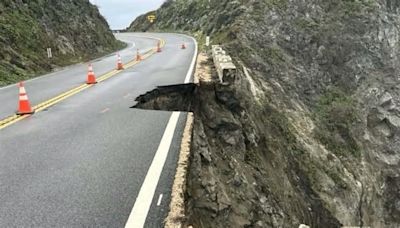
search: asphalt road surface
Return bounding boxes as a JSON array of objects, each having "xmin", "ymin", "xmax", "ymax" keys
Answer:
[{"xmin": 0, "ymin": 33, "xmax": 197, "ymax": 227}]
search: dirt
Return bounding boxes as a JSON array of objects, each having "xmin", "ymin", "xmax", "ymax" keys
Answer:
[
  {"xmin": 165, "ymin": 113, "xmax": 194, "ymax": 228},
  {"xmin": 132, "ymin": 84, "xmax": 196, "ymax": 112},
  {"xmin": 194, "ymin": 53, "xmax": 213, "ymax": 84},
  {"xmin": 132, "ymin": 52, "xmax": 343, "ymax": 227}
]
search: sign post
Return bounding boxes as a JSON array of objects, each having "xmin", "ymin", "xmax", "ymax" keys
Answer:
[{"xmin": 47, "ymin": 48, "xmax": 52, "ymax": 59}]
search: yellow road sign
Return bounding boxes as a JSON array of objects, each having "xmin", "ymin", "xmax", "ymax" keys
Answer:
[{"xmin": 147, "ymin": 15, "xmax": 156, "ymax": 23}]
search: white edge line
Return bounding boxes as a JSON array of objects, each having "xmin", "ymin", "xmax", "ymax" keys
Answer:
[
  {"xmin": 125, "ymin": 112, "xmax": 181, "ymax": 228},
  {"xmin": 157, "ymin": 194, "xmax": 163, "ymax": 206},
  {"xmin": 183, "ymin": 35, "xmax": 198, "ymax": 84},
  {"xmin": 125, "ymin": 35, "xmax": 198, "ymax": 228},
  {"xmin": 134, "ymin": 32, "xmax": 197, "ymax": 84}
]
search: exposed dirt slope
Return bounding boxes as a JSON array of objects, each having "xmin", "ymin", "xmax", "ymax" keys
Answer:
[{"xmin": 131, "ymin": 0, "xmax": 400, "ymax": 227}]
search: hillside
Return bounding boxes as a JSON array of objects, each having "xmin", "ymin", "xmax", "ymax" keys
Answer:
[
  {"xmin": 0, "ymin": 0, "xmax": 124, "ymax": 86},
  {"xmin": 130, "ymin": 0, "xmax": 400, "ymax": 227}
]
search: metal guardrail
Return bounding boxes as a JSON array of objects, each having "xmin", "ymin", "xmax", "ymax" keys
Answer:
[{"xmin": 211, "ymin": 45, "xmax": 237, "ymax": 84}]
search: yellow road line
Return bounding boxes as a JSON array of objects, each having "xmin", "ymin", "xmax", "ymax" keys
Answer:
[{"xmin": 0, "ymin": 37, "xmax": 166, "ymax": 130}]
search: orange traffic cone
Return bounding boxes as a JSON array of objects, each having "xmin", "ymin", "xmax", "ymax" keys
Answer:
[
  {"xmin": 17, "ymin": 82, "xmax": 34, "ymax": 115},
  {"xmin": 181, "ymin": 43, "xmax": 186, "ymax": 49},
  {"xmin": 157, "ymin": 41, "xmax": 162, "ymax": 53},
  {"xmin": 117, "ymin": 53, "xmax": 124, "ymax": 70},
  {"xmin": 136, "ymin": 49, "xmax": 142, "ymax": 61},
  {"xmin": 86, "ymin": 64, "xmax": 97, "ymax": 84}
]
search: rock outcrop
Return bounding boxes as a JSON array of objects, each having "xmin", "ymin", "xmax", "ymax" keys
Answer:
[
  {"xmin": 0, "ymin": 0, "xmax": 124, "ymax": 86},
  {"xmin": 131, "ymin": 0, "xmax": 400, "ymax": 227}
]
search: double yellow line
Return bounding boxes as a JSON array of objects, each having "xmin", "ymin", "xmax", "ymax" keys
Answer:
[{"xmin": 0, "ymin": 38, "xmax": 166, "ymax": 130}]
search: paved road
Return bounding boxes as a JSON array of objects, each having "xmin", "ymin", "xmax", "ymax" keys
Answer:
[
  {"xmin": 0, "ymin": 33, "xmax": 196, "ymax": 227},
  {"xmin": 0, "ymin": 34, "xmax": 157, "ymax": 120}
]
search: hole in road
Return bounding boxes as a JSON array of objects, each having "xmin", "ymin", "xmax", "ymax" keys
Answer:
[
  {"xmin": 131, "ymin": 82, "xmax": 242, "ymax": 114},
  {"xmin": 132, "ymin": 83, "xmax": 197, "ymax": 112}
]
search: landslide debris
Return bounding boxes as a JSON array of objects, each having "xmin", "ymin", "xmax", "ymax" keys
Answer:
[
  {"xmin": 0, "ymin": 0, "xmax": 124, "ymax": 86},
  {"xmin": 133, "ymin": 84, "xmax": 196, "ymax": 112},
  {"xmin": 131, "ymin": 0, "xmax": 400, "ymax": 227}
]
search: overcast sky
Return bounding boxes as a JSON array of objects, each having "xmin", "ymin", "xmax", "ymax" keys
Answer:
[{"xmin": 89, "ymin": 0, "xmax": 165, "ymax": 29}]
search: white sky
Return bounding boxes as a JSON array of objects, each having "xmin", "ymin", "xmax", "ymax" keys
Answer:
[{"xmin": 89, "ymin": 0, "xmax": 165, "ymax": 29}]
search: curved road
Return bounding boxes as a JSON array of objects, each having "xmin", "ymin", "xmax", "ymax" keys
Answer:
[{"xmin": 0, "ymin": 33, "xmax": 196, "ymax": 227}]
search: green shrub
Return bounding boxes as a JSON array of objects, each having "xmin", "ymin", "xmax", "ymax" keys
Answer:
[{"xmin": 314, "ymin": 87, "xmax": 361, "ymax": 157}]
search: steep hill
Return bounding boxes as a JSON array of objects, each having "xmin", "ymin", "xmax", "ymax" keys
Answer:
[
  {"xmin": 131, "ymin": 0, "xmax": 400, "ymax": 227},
  {"xmin": 0, "ymin": 0, "xmax": 124, "ymax": 86}
]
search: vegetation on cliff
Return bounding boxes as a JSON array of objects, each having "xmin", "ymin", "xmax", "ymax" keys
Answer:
[
  {"xmin": 0, "ymin": 0, "xmax": 124, "ymax": 86},
  {"xmin": 131, "ymin": 0, "xmax": 400, "ymax": 227}
]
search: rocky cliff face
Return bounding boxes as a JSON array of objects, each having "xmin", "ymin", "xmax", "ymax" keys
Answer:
[
  {"xmin": 0, "ymin": 0, "xmax": 124, "ymax": 86},
  {"xmin": 131, "ymin": 0, "xmax": 400, "ymax": 227}
]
